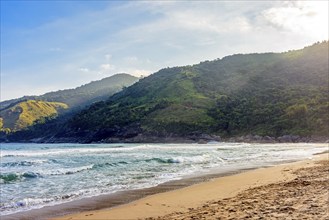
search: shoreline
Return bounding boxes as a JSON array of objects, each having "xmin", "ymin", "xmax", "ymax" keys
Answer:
[
  {"xmin": 1, "ymin": 164, "xmax": 271, "ymax": 220},
  {"xmin": 54, "ymin": 153, "xmax": 329, "ymax": 220},
  {"xmin": 2, "ymin": 152, "xmax": 328, "ymax": 220},
  {"xmin": 3, "ymin": 134, "xmax": 329, "ymax": 144}
]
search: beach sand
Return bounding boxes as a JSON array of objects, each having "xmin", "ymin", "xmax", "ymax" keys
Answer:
[{"xmin": 53, "ymin": 153, "xmax": 328, "ymax": 220}]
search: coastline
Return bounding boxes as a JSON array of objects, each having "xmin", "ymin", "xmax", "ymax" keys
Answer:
[
  {"xmin": 0, "ymin": 164, "xmax": 271, "ymax": 220},
  {"xmin": 3, "ymin": 152, "xmax": 327, "ymax": 220},
  {"xmin": 3, "ymin": 132, "xmax": 329, "ymax": 144},
  {"xmin": 54, "ymin": 152, "xmax": 328, "ymax": 220}
]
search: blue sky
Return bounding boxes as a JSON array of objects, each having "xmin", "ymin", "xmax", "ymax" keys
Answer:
[{"xmin": 1, "ymin": 1, "xmax": 328, "ymax": 101}]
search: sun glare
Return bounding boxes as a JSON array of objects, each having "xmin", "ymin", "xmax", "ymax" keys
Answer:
[{"xmin": 299, "ymin": 1, "xmax": 329, "ymax": 40}]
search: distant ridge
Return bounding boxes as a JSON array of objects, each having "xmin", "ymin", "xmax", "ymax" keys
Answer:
[
  {"xmin": 0, "ymin": 73, "xmax": 138, "ymax": 132},
  {"xmin": 1, "ymin": 73, "xmax": 138, "ymax": 110}
]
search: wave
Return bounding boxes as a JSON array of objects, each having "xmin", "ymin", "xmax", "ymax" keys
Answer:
[
  {"xmin": 143, "ymin": 155, "xmax": 209, "ymax": 164},
  {"xmin": 0, "ymin": 144, "xmax": 222, "ymax": 158},
  {"xmin": 94, "ymin": 155, "xmax": 209, "ymax": 168},
  {"xmin": 0, "ymin": 164, "xmax": 94, "ymax": 184},
  {"xmin": 0, "ymin": 195, "xmax": 70, "ymax": 215},
  {"xmin": 144, "ymin": 157, "xmax": 180, "ymax": 164},
  {"xmin": 109, "ymin": 145, "xmax": 125, "ymax": 148},
  {"xmin": 93, "ymin": 161, "xmax": 129, "ymax": 168},
  {"xmin": 44, "ymin": 165, "xmax": 94, "ymax": 176},
  {"xmin": 1, "ymin": 159, "xmax": 49, "ymax": 167},
  {"xmin": 0, "ymin": 148, "xmax": 133, "ymax": 158},
  {"xmin": 0, "ymin": 144, "xmax": 152, "ymax": 158},
  {"xmin": 91, "ymin": 155, "xmax": 209, "ymax": 170},
  {"xmin": 0, "ymin": 172, "xmax": 41, "ymax": 184},
  {"xmin": 0, "ymin": 187, "xmax": 106, "ymax": 216}
]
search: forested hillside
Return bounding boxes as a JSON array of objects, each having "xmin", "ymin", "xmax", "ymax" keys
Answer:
[
  {"xmin": 64, "ymin": 41, "xmax": 328, "ymax": 141},
  {"xmin": 5, "ymin": 42, "xmax": 328, "ymax": 142}
]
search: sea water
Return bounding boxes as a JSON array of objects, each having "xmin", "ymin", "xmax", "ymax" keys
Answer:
[{"xmin": 0, "ymin": 142, "xmax": 327, "ymax": 215}]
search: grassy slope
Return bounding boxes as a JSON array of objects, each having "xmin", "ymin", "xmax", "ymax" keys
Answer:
[{"xmin": 0, "ymin": 100, "xmax": 68, "ymax": 131}]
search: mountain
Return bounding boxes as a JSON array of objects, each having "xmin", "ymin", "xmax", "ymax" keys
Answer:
[
  {"xmin": 0, "ymin": 73, "xmax": 138, "ymax": 132},
  {"xmin": 6, "ymin": 42, "xmax": 329, "ymax": 142},
  {"xmin": 1, "ymin": 73, "xmax": 138, "ymax": 111},
  {"xmin": 0, "ymin": 100, "xmax": 68, "ymax": 132}
]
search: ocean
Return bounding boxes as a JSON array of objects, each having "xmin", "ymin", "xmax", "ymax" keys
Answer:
[{"xmin": 0, "ymin": 142, "xmax": 327, "ymax": 216}]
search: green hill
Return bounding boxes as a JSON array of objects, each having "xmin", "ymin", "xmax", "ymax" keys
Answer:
[
  {"xmin": 0, "ymin": 100, "xmax": 68, "ymax": 132},
  {"xmin": 66, "ymin": 42, "xmax": 328, "ymax": 141},
  {"xmin": 5, "ymin": 42, "xmax": 329, "ymax": 142},
  {"xmin": 0, "ymin": 74, "xmax": 138, "ymax": 132}
]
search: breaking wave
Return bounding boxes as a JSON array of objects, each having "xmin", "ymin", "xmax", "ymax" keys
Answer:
[{"xmin": 0, "ymin": 172, "xmax": 41, "ymax": 184}]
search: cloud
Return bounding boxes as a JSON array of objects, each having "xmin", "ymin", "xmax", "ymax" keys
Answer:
[
  {"xmin": 98, "ymin": 63, "xmax": 115, "ymax": 74},
  {"xmin": 2, "ymin": 1, "xmax": 328, "ymax": 100},
  {"xmin": 118, "ymin": 2, "xmax": 253, "ymax": 44},
  {"xmin": 79, "ymin": 67, "xmax": 89, "ymax": 72},
  {"xmin": 167, "ymin": 9, "xmax": 251, "ymax": 34},
  {"xmin": 99, "ymin": 64, "xmax": 112, "ymax": 70},
  {"xmin": 261, "ymin": 1, "xmax": 328, "ymax": 40}
]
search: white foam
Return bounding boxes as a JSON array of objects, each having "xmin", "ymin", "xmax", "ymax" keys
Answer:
[
  {"xmin": 1, "ymin": 142, "xmax": 328, "ymax": 216},
  {"xmin": 42, "ymin": 164, "xmax": 94, "ymax": 176}
]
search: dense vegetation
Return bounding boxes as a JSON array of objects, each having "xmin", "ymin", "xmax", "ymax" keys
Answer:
[
  {"xmin": 67, "ymin": 41, "xmax": 328, "ymax": 140},
  {"xmin": 5, "ymin": 42, "xmax": 328, "ymax": 142},
  {"xmin": 0, "ymin": 100, "xmax": 68, "ymax": 132},
  {"xmin": 0, "ymin": 74, "xmax": 138, "ymax": 132}
]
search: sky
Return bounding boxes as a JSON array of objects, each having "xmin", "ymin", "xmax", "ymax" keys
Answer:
[{"xmin": 1, "ymin": 1, "xmax": 328, "ymax": 101}]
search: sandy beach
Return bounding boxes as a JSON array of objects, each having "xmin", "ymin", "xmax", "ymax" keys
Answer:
[{"xmin": 51, "ymin": 152, "xmax": 328, "ymax": 220}]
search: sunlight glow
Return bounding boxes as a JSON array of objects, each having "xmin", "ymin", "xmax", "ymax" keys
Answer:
[{"xmin": 263, "ymin": 1, "xmax": 328, "ymax": 40}]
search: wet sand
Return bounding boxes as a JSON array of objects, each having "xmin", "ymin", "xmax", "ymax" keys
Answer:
[{"xmin": 51, "ymin": 153, "xmax": 328, "ymax": 220}]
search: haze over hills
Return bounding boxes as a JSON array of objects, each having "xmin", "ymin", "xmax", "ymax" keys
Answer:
[
  {"xmin": 0, "ymin": 73, "xmax": 138, "ymax": 110},
  {"xmin": 3, "ymin": 42, "xmax": 329, "ymax": 143},
  {"xmin": 0, "ymin": 74, "xmax": 138, "ymax": 132}
]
